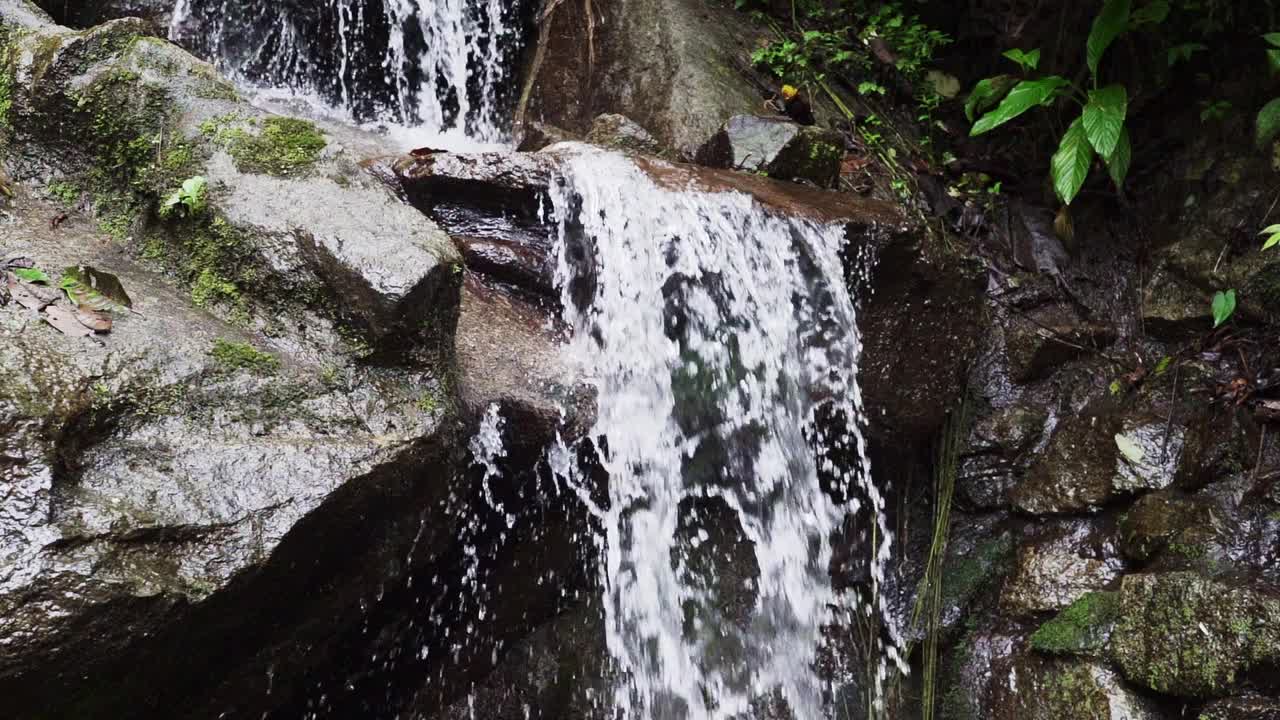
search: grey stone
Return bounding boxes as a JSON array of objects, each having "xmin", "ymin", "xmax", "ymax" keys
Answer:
[
  {"xmin": 694, "ymin": 114, "xmax": 845, "ymax": 187},
  {"xmin": 585, "ymin": 113, "xmax": 662, "ymax": 154}
]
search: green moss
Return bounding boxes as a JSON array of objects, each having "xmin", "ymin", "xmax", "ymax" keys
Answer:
[
  {"xmin": 222, "ymin": 116, "xmax": 327, "ymax": 176},
  {"xmin": 940, "ymin": 532, "xmax": 1014, "ymax": 611},
  {"xmin": 0, "ymin": 40, "xmax": 15, "ymax": 132},
  {"xmin": 209, "ymin": 339, "xmax": 279, "ymax": 374},
  {"xmin": 417, "ymin": 390, "xmax": 441, "ymax": 413},
  {"xmin": 1030, "ymin": 591, "xmax": 1119, "ymax": 655}
]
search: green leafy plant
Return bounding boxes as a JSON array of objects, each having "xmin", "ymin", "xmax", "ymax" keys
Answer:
[
  {"xmin": 1199, "ymin": 99, "xmax": 1232, "ymax": 123},
  {"xmin": 160, "ymin": 175, "xmax": 207, "ymax": 218},
  {"xmin": 1258, "ymin": 33, "xmax": 1280, "ymax": 148},
  {"xmin": 968, "ymin": 0, "xmax": 1139, "ymax": 204},
  {"xmin": 1211, "ymin": 289, "xmax": 1236, "ymax": 327},
  {"xmin": 1262, "ymin": 224, "xmax": 1280, "ymax": 250}
]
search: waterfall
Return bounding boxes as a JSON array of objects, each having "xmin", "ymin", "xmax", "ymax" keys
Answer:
[
  {"xmin": 545, "ymin": 149, "xmax": 903, "ymax": 718},
  {"xmin": 168, "ymin": 0, "xmax": 523, "ymax": 148}
]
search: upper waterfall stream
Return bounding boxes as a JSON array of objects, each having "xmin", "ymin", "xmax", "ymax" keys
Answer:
[{"xmin": 169, "ymin": 0, "xmax": 522, "ymax": 149}]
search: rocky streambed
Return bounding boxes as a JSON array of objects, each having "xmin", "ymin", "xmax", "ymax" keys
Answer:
[{"xmin": 1, "ymin": 0, "xmax": 1279, "ymax": 719}]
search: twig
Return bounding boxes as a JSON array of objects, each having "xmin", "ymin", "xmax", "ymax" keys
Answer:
[
  {"xmin": 990, "ymin": 294, "xmax": 1129, "ymax": 366},
  {"xmin": 1254, "ymin": 425, "xmax": 1268, "ymax": 483},
  {"xmin": 1161, "ymin": 366, "xmax": 1179, "ymax": 461}
]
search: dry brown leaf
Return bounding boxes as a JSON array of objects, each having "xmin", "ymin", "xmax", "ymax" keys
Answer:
[
  {"xmin": 43, "ymin": 305, "xmax": 94, "ymax": 338},
  {"xmin": 7, "ymin": 273, "xmax": 56, "ymax": 311},
  {"xmin": 75, "ymin": 305, "xmax": 112, "ymax": 333}
]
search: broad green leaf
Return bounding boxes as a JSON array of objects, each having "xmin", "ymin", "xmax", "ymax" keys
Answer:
[
  {"xmin": 1257, "ymin": 98, "xmax": 1280, "ymax": 149},
  {"xmin": 1265, "ymin": 32, "xmax": 1280, "ymax": 48},
  {"xmin": 12, "ymin": 267, "xmax": 50, "ymax": 284},
  {"xmin": 1268, "ymin": 49, "xmax": 1280, "ymax": 75},
  {"xmin": 1131, "ymin": 0, "xmax": 1169, "ymax": 25},
  {"xmin": 1087, "ymin": 0, "xmax": 1131, "ymax": 77},
  {"xmin": 1115, "ymin": 433, "xmax": 1145, "ymax": 464},
  {"xmin": 964, "ymin": 75, "xmax": 1016, "ymax": 122},
  {"xmin": 1263, "ymin": 231, "xmax": 1280, "ymax": 250},
  {"xmin": 1002, "ymin": 48, "xmax": 1041, "ymax": 71},
  {"xmin": 1083, "ymin": 85, "xmax": 1128, "ymax": 157},
  {"xmin": 59, "ymin": 265, "xmax": 133, "ymax": 312},
  {"xmin": 1211, "ymin": 289, "xmax": 1236, "ymax": 328},
  {"xmin": 1105, "ymin": 125, "xmax": 1132, "ymax": 191},
  {"xmin": 1051, "ymin": 116, "xmax": 1095, "ymax": 205},
  {"xmin": 182, "ymin": 175, "xmax": 207, "ymax": 198},
  {"xmin": 1262, "ymin": 224, "xmax": 1280, "ymax": 235},
  {"xmin": 971, "ymin": 76, "xmax": 1069, "ymax": 135},
  {"xmin": 1167, "ymin": 42, "xmax": 1207, "ymax": 67},
  {"xmin": 1154, "ymin": 355, "xmax": 1173, "ymax": 375}
]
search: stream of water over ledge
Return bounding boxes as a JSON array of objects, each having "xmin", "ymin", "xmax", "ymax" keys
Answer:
[{"xmin": 170, "ymin": 2, "xmax": 904, "ymax": 717}]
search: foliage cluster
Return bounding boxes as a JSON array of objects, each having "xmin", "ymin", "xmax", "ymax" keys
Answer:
[{"xmin": 742, "ymin": 0, "xmax": 949, "ymax": 100}]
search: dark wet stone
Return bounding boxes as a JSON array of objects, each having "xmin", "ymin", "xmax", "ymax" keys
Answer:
[
  {"xmin": 585, "ymin": 113, "xmax": 663, "ymax": 154},
  {"xmin": 958, "ymin": 403, "xmax": 1048, "ymax": 508},
  {"xmin": 1117, "ymin": 491, "xmax": 1213, "ymax": 562},
  {"xmin": 695, "ymin": 114, "xmax": 845, "ymax": 188},
  {"xmin": 453, "ymin": 277, "xmax": 593, "ymax": 467},
  {"xmin": 421, "ymin": 601, "xmax": 610, "ymax": 720},
  {"xmin": 1001, "ymin": 303, "xmax": 1117, "ymax": 383},
  {"xmin": 985, "ymin": 656, "xmax": 1163, "ymax": 720},
  {"xmin": 1013, "ymin": 401, "xmax": 1122, "ymax": 515},
  {"xmin": 33, "ymin": 0, "xmax": 174, "ymax": 29},
  {"xmin": 1001, "ymin": 544, "xmax": 1119, "ymax": 615},
  {"xmin": 517, "ymin": 120, "xmax": 581, "ymax": 152}
]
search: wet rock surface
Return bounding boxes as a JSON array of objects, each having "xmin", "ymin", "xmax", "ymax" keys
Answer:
[
  {"xmin": 523, "ymin": 0, "xmax": 768, "ymax": 157},
  {"xmin": 695, "ymin": 114, "xmax": 845, "ymax": 188},
  {"xmin": 585, "ymin": 113, "xmax": 663, "ymax": 155}
]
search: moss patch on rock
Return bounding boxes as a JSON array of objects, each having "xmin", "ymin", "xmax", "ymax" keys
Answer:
[
  {"xmin": 209, "ymin": 339, "xmax": 279, "ymax": 374},
  {"xmin": 218, "ymin": 116, "xmax": 327, "ymax": 177},
  {"xmin": 1030, "ymin": 591, "xmax": 1118, "ymax": 656}
]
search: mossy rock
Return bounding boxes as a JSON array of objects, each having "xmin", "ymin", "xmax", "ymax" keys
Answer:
[
  {"xmin": 2, "ymin": 16, "xmax": 460, "ymax": 351},
  {"xmin": 985, "ymin": 656, "xmax": 1162, "ymax": 720},
  {"xmin": 1109, "ymin": 572, "xmax": 1280, "ymax": 698}
]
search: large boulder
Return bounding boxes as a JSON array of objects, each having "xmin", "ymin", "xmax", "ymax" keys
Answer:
[
  {"xmin": 0, "ymin": 186, "xmax": 465, "ymax": 718},
  {"xmin": 522, "ymin": 0, "xmax": 769, "ymax": 157},
  {"xmin": 1, "ymin": 16, "xmax": 463, "ymax": 353}
]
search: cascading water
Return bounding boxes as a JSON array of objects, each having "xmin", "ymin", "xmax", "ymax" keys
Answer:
[
  {"xmin": 168, "ymin": 0, "xmax": 523, "ymax": 147},
  {"xmin": 545, "ymin": 150, "xmax": 905, "ymax": 718},
  {"xmin": 167, "ymin": 3, "xmax": 905, "ymax": 714}
]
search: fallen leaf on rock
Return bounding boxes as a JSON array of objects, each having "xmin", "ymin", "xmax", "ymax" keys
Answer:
[
  {"xmin": 43, "ymin": 305, "xmax": 94, "ymax": 338},
  {"xmin": 59, "ymin": 265, "xmax": 132, "ymax": 312},
  {"xmin": 1115, "ymin": 433, "xmax": 1145, "ymax": 465},
  {"xmin": 7, "ymin": 273, "xmax": 56, "ymax": 311},
  {"xmin": 74, "ymin": 305, "xmax": 113, "ymax": 333}
]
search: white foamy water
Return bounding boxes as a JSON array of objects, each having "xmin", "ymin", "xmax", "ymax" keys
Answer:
[
  {"xmin": 168, "ymin": 0, "xmax": 521, "ymax": 149},
  {"xmin": 545, "ymin": 149, "xmax": 904, "ymax": 719}
]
